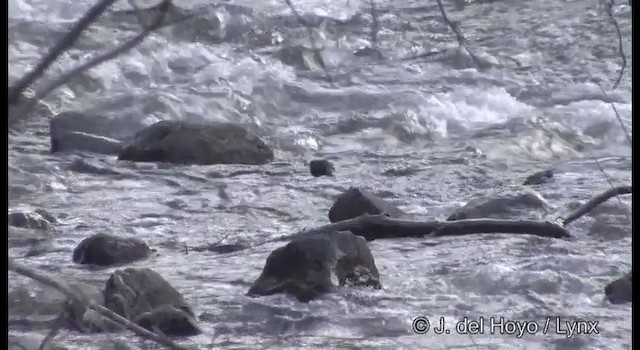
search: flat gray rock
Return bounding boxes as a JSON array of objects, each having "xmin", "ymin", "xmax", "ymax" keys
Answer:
[{"xmin": 118, "ymin": 121, "xmax": 274, "ymax": 165}]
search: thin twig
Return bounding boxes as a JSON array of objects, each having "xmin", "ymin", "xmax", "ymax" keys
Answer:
[
  {"xmin": 8, "ymin": 258, "xmax": 190, "ymax": 350},
  {"xmin": 596, "ymin": 83, "xmax": 632, "ymax": 146},
  {"xmin": 369, "ymin": 0, "xmax": 379, "ymax": 49},
  {"xmin": 435, "ymin": 0, "xmax": 483, "ymax": 69},
  {"xmin": 604, "ymin": 0, "xmax": 626, "ymax": 89},
  {"xmin": 33, "ymin": 0, "xmax": 173, "ymax": 103},
  {"xmin": 283, "ymin": 0, "xmax": 334, "ymax": 83},
  {"xmin": 562, "ymin": 185, "xmax": 631, "ymax": 226},
  {"xmin": 8, "ymin": 0, "xmax": 118, "ymax": 104}
]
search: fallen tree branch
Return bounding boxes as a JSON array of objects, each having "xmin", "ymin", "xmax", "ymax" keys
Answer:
[
  {"xmin": 8, "ymin": 258, "xmax": 190, "ymax": 350},
  {"xmin": 8, "ymin": 0, "xmax": 118, "ymax": 105},
  {"xmin": 561, "ymin": 185, "xmax": 631, "ymax": 227},
  {"xmin": 9, "ymin": 0, "xmax": 188, "ymax": 127},
  {"xmin": 277, "ymin": 214, "xmax": 572, "ymax": 241}
]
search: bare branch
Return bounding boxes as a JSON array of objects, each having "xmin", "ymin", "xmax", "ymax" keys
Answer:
[
  {"xmin": 8, "ymin": 0, "xmax": 118, "ymax": 105},
  {"xmin": 33, "ymin": 0, "xmax": 173, "ymax": 103},
  {"xmin": 283, "ymin": 0, "xmax": 334, "ymax": 83},
  {"xmin": 604, "ymin": 0, "xmax": 626, "ymax": 89},
  {"xmin": 8, "ymin": 258, "xmax": 190, "ymax": 350},
  {"xmin": 596, "ymin": 83, "xmax": 632, "ymax": 146},
  {"xmin": 368, "ymin": 0, "xmax": 379, "ymax": 49},
  {"xmin": 561, "ymin": 185, "xmax": 631, "ymax": 226},
  {"xmin": 435, "ymin": 0, "xmax": 483, "ymax": 69}
]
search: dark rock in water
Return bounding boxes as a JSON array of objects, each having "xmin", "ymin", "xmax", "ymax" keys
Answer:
[
  {"xmin": 329, "ymin": 187, "xmax": 407, "ymax": 223},
  {"xmin": 604, "ymin": 271, "xmax": 632, "ymax": 304},
  {"xmin": 247, "ymin": 231, "xmax": 381, "ymax": 302},
  {"xmin": 68, "ymin": 158, "xmax": 121, "ymax": 175},
  {"xmin": 104, "ymin": 268, "xmax": 200, "ymax": 336},
  {"xmin": 8, "ymin": 210, "xmax": 54, "ymax": 231},
  {"xmin": 50, "ymin": 111, "xmax": 125, "ymax": 155},
  {"xmin": 447, "ymin": 189, "xmax": 553, "ymax": 221},
  {"xmin": 523, "ymin": 169, "xmax": 553, "ymax": 185},
  {"xmin": 73, "ymin": 233, "xmax": 151, "ymax": 266},
  {"xmin": 118, "ymin": 121, "xmax": 274, "ymax": 165},
  {"xmin": 309, "ymin": 159, "xmax": 335, "ymax": 177},
  {"xmin": 204, "ymin": 243, "xmax": 249, "ymax": 254}
]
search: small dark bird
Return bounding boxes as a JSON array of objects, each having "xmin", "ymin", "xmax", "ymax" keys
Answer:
[{"xmin": 309, "ymin": 159, "xmax": 335, "ymax": 177}]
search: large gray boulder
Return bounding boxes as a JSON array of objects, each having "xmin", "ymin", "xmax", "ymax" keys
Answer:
[
  {"xmin": 118, "ymin": 121, "xmax": 274, "ymax": 165},
  {"xmin": 73, "ymin": 233, "xmax": 151, "ymax": 266},
  {"xmin": 247, "ymin": 231, "xmax": 381, "ymax": 302},
  {"xmin": 604, "ymin": 271, "xmax": 632, "ymax": 304},
  {"xmin": 447, "ymin": 188, "xmax": 554, "ymax": 221},
  {"xmin": 328, "ymin": 187, "xmax": 407, "ymax": 223},
  {"xmin": 104, "ymin": 268, "xmax": 200, "ymax": 336}
]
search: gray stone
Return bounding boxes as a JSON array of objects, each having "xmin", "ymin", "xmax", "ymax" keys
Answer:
[
  {"xmin": 118, "ymin": 121, "xmax": 274, "ymax": 165},
  {"xmin": 104, "ymin": 268, "xmax": 200, "ymax": 336},
  {"xmin": 328, "ymin": 187, "xmax": 407, "ymax": 223},
  {"xmin": 604, "ymin": 271, "xmax": 632, "ymax": 304},
  {"xmin": 73, "ymin": 234, "xmax": 151, "ymax": 266},
  {"xmin": 8, "ymin": 210, "xmax": 53, "ymax": 231},
  {"xmin": 247, "ymin": 231, "xmax": 381, "ymax": 302},
  {"xmin": 447, "ymin": 188, "xmax": 553, "ymax": 221}
]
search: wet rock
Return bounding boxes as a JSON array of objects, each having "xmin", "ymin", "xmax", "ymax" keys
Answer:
[
  {"xmin": 118, "ymin": 121, "xmax": 274, "ymax": 165},
  {"xmin": 202, "ymin": 243, "xmax": 249, "ymax": 254},
  {"xmin": 274, "ymin": 45, "xmax": 326, "ymax": 71},
  {"xmin": 50, "ymin": 111, "xmax": 125, "ymax": 155},
  {"xmin": 248, "ymin": 230, "xmax": 381, "ymax": 302},
  {"xmin": 447, "ymin": 188, "xmax": 554, "ymax": 221},
  {"xmin": 73, "ymin": 234, "xmax": 151, "ymax": 266},
  {"xmin": 104, "ymin": 268, "xmax": 200, "ymax": 336},
  {"xmin": 604, "ymin": 271, "xmax": 632, "ymax": 304},
  {"xmin": 309, "ymin": 159, "xmax": 335, "ymax": 177},
  {"xmin": 328, "ymin": 187, "xmax": 407, "ymax": 223},
  {"xmin": 9, "ymin": 210, "xmax": 54, "ymax": 231},
  {"xmin": 523, "ymin": 169, "xmax": 553, "ymax": 185}
]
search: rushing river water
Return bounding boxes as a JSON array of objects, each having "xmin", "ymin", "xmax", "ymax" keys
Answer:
[{"xmin": 8, "ymin": 0, "xmax": 632, "ymax": 349}]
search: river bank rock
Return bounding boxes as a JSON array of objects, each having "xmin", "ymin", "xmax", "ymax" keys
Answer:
[
  {"xmin": 447, "ymin": 188, "xmax": 554, "ymax": 221},
  {"xmin": 247, "ymin": 231, "xmax": 381, "ymax": 302},
  {"xmin": 604, "ymin": 271, "xmax": 632, "ymax": 304},
  {"xmin": 329, "ymin": 187, "xmax": 407, "ymax": 223},
  {"xmin": 117, "ymin": 121, "xmax": 274, "ymax": 165},
  {"xmin": 104, "ymin": 268, "xmax": 200, "ymax": 336},
  {"xmin": 73, "ymin": 234, "xmax": 151, "ymax": 266},
  {"xmin": 50, "ymin": 111, "xmax": 125, "ymax": 155}
]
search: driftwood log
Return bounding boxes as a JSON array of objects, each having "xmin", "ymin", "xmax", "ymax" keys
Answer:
[{"xmin": 265, "ymin": 186, "xmax": 631, "ymax": 245}]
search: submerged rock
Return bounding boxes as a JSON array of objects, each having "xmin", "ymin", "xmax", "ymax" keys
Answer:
[
  {"xmin": 118, "ymin": 121, "xmax": 274, "ymax": 165},
  {"xmin": 328, "ymin": 187, "xmax": 407, "ymax": 223},
  {"xmin": 8, "ymin": 210, "xmax": 54, "ymax": 231},
  {"xmin": 104, "ymin": 268, "xmax": 200, "ymax": 336},
  {"xmin": 247, "ymin": 230, "xmax": 381, "ymax": 302},
  {"xmin": 604, "ymin": 271, "xmax": 632, "ymax": 304},
  {"xmin": 50, "ymin": 111, "xmax": 125, "ymax": 155},
  {"xmin": 447, "ymin": 188, "xmax": 554, "ymax": 221},
  {"xmin": 523, "ymin": 169, "xmax": 554, "ymax": 185},
  {"xmin": 309, "ymin": 159, "xmax": 335, "ymax": 177},
  {"xmin": 73, "ymin": 233, "xmax": 151, "ymax": 266}
]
